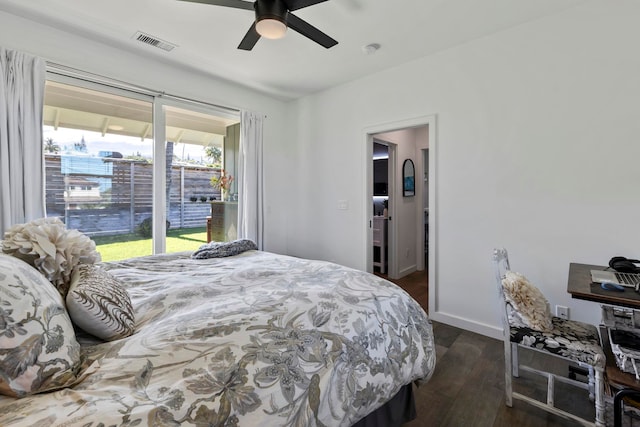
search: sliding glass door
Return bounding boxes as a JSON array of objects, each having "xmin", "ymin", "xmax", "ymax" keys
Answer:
[{"xmin": 43, "ymin": 76, "xmax": 240, "ymax": 261}]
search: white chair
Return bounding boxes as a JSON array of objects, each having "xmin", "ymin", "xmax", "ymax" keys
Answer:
[{"xmin": 493, "ymin": 248, "xmax": 606, "ymax": 427}]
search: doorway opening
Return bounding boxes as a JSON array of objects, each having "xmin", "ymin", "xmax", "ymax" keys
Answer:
[{"xmin": 365, "ymin": 115, "xmax": 436, "ymax": 314}]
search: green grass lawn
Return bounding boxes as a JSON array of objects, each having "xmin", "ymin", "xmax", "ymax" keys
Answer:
[{"xmin": 92, "ymin": 227, "xmax": 207, "ymax": 262}]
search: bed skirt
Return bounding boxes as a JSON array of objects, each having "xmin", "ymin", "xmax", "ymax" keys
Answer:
[{"xmin": 352, "ymin": 383, "xmax": 417, "ymax": 427}]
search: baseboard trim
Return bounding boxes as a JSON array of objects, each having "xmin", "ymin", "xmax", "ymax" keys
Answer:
[
  {"xmin": 429, "ymin": 311, "xmax": 503, "ymax": 340},
  {"xmin": 398, "ymin": 264, "xmax": 417, "ymax": 278}
]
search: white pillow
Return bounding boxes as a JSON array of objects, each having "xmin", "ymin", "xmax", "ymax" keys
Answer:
[
  {"xmin": 2, "ymin": 217, "xmax": 101, "ymax": 297},
  {"xmin": 66, "ymin": 264, "xmax": 135, "ymax": 341},
  {"xmin": 0, "ymin": 254, "xmax": 83, "ymax": 397},
  {"xmin": 502, "ymin": 271, "xmax": 553, "ymax": 332}
]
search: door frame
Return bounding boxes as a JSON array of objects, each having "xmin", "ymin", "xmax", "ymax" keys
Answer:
[
  {"xmin": 364, "ymin": 115, "xmax": 437, "ymax": 313},
  {"xmin": 371, "ymin": 139, "xmax": 397, "ymax": 278}
]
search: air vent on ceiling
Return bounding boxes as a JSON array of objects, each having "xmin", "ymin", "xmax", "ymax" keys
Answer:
[{"xmin": 133, "ymin": 31, "xmax": 177, "ymax": 52}]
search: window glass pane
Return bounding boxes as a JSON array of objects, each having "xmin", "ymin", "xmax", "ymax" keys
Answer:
[
  {"xmin": 163, "ymin": 105, "xmax": 240, "ymax": 252},
  {"xmin": 44, "ymin": 81, "xmax": 154, "ymax": 261}
]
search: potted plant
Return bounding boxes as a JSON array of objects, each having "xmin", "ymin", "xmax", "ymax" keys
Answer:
[
  {"xmin": 200, "ymin": 196, "xmax": 207, "ymax": 202},
  {"xmin": 210, "ymin": 170, "xmax": 234, "ymax": 201},
  {"xmin": 190, "ymin": 196, "xmax": 198, "ymax": 202}
]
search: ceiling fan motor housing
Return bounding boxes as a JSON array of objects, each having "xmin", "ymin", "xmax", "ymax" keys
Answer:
[{"xmin": 255, "ymin": 0, "xmax": 288, "ymax": 27}]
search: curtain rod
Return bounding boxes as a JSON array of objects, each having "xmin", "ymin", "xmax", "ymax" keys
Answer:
[{"xmin": 46, "ymin": 62, "xmax": 241, "ymax": 115}]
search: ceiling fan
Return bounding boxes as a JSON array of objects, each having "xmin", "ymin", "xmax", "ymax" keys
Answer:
[{"xmin": 179, "ymin": 0, "xmax": 338, "ymax": 51}]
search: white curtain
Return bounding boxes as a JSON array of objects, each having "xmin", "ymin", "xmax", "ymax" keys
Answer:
[
  {"xmin": 0, "ymin": 48, "xmax": 46, "ymax": 235},
  {"xmin": 237, "ymin": 110, "xmax": 264, "ymax": 249}
]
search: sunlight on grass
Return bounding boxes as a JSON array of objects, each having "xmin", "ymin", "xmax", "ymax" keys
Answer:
[{"xmin": 93, "ymin": 227, "xmax": 208, "ymax": 262}]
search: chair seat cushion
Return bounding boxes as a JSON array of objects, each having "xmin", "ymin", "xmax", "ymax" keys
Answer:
[{"xmin": 510, "ymin": 316, "xmax": 605, "ymax": 368}]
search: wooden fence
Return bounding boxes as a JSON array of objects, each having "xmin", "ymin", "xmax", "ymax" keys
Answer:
[{"xmin": 45, "ymin": 155, "xmax": 222, "ymax": 236}]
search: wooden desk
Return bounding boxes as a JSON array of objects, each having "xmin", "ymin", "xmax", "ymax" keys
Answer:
[
  {"xmin": 568, "ymin": 262, "xmax": 640, "ymax": 391},
  {"xmin": 568, "ymin": 263, "xmax": 640, "ymax": 310}
]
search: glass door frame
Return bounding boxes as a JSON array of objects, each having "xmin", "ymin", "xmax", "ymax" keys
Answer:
[{"xmin": 152, "ymin": 99, "xmax": 167, "ymax": 254}]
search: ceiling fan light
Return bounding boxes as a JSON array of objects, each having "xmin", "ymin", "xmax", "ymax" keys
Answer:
[{"xmin": 256, "ymin": 17, "xmax": 287, "ymax": 39}]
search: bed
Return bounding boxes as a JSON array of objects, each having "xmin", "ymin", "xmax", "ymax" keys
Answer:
[{"xmin": 0, "ymin": 248, "xmax": 436, "ymax": 426}]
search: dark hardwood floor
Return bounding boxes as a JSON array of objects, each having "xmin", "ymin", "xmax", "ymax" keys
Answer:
[
  {"xmin": 405, "ymin": 321, "xmax": 595, "ymax": 427},
  {"xmin": 375, "ymin": 268, "xmax": 428, "ymax": 310},
  {"xmin": 379, "ymin": 270, "xmax": 598, "ymax": 426}
]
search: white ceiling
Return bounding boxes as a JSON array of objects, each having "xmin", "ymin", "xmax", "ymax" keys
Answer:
[{"xmin": 0, "ymin": 0, "xmax": 586, "ymax": 101}]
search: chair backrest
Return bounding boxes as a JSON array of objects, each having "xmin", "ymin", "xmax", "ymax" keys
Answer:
[
  {"xmin": 493, "ymin": 248, "xmax": 512, "ymax": 335},
  {"xmin": 493, "ymin": 248, "xmax": 510, "ymax": 283}
]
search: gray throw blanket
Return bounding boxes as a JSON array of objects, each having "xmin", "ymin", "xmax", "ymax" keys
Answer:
[{"xmin": 191, "ymin": 239, "xmax": 257, "ymax": 259}]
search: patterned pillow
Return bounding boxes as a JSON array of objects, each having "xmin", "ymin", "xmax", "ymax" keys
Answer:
[
  {"xmin": 501, "ymin": 271, "xmax": 553, "ymax": 332},
  {"xmin": 191, "ymin": 239, "xmax": 258, "ymax": 259},
  {"xmin": 0, "ymin": 254, "xmax": 83, "ymax": 397},
  {"xmin": 66, "ymin": 264, "xmax": 135, "ymax": 341},
  {"xmin": 2, "ymin": 217, "xmax": 101, "ymax": 297}
]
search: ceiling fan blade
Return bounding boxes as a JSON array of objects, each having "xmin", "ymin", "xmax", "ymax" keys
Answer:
[
  {"xmin": 238, "ymin": 23, "xmax": 261, "ymax": 50},
  {"xmin": 287, "ymin": 13, "xmax": 337, "ymax": 49},
  {"xmin": 177, "ymin": 0, "xmax": 254, "ymax": 11},
  {"xmin": 283, "ymin": 0, "xmax": 328, "ymax": 12}
]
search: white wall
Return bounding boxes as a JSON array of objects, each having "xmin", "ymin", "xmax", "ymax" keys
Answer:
[
  {"xmin": 285, "ymin": 0, "xmax": 640, "ymax": 338},
  {"xmin": 0, "ymin": 10, "xmax": 291, "ymax": 254}
]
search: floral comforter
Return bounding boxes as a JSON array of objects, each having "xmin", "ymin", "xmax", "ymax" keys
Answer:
[{"xmin": 0, "ymin": 250, "xmax": 436, "ymax": 426}]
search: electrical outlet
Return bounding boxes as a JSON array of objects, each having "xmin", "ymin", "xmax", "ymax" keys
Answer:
[{"xmin": 556, "ymin": 305, "xmax": 569, "ymax": 320}]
